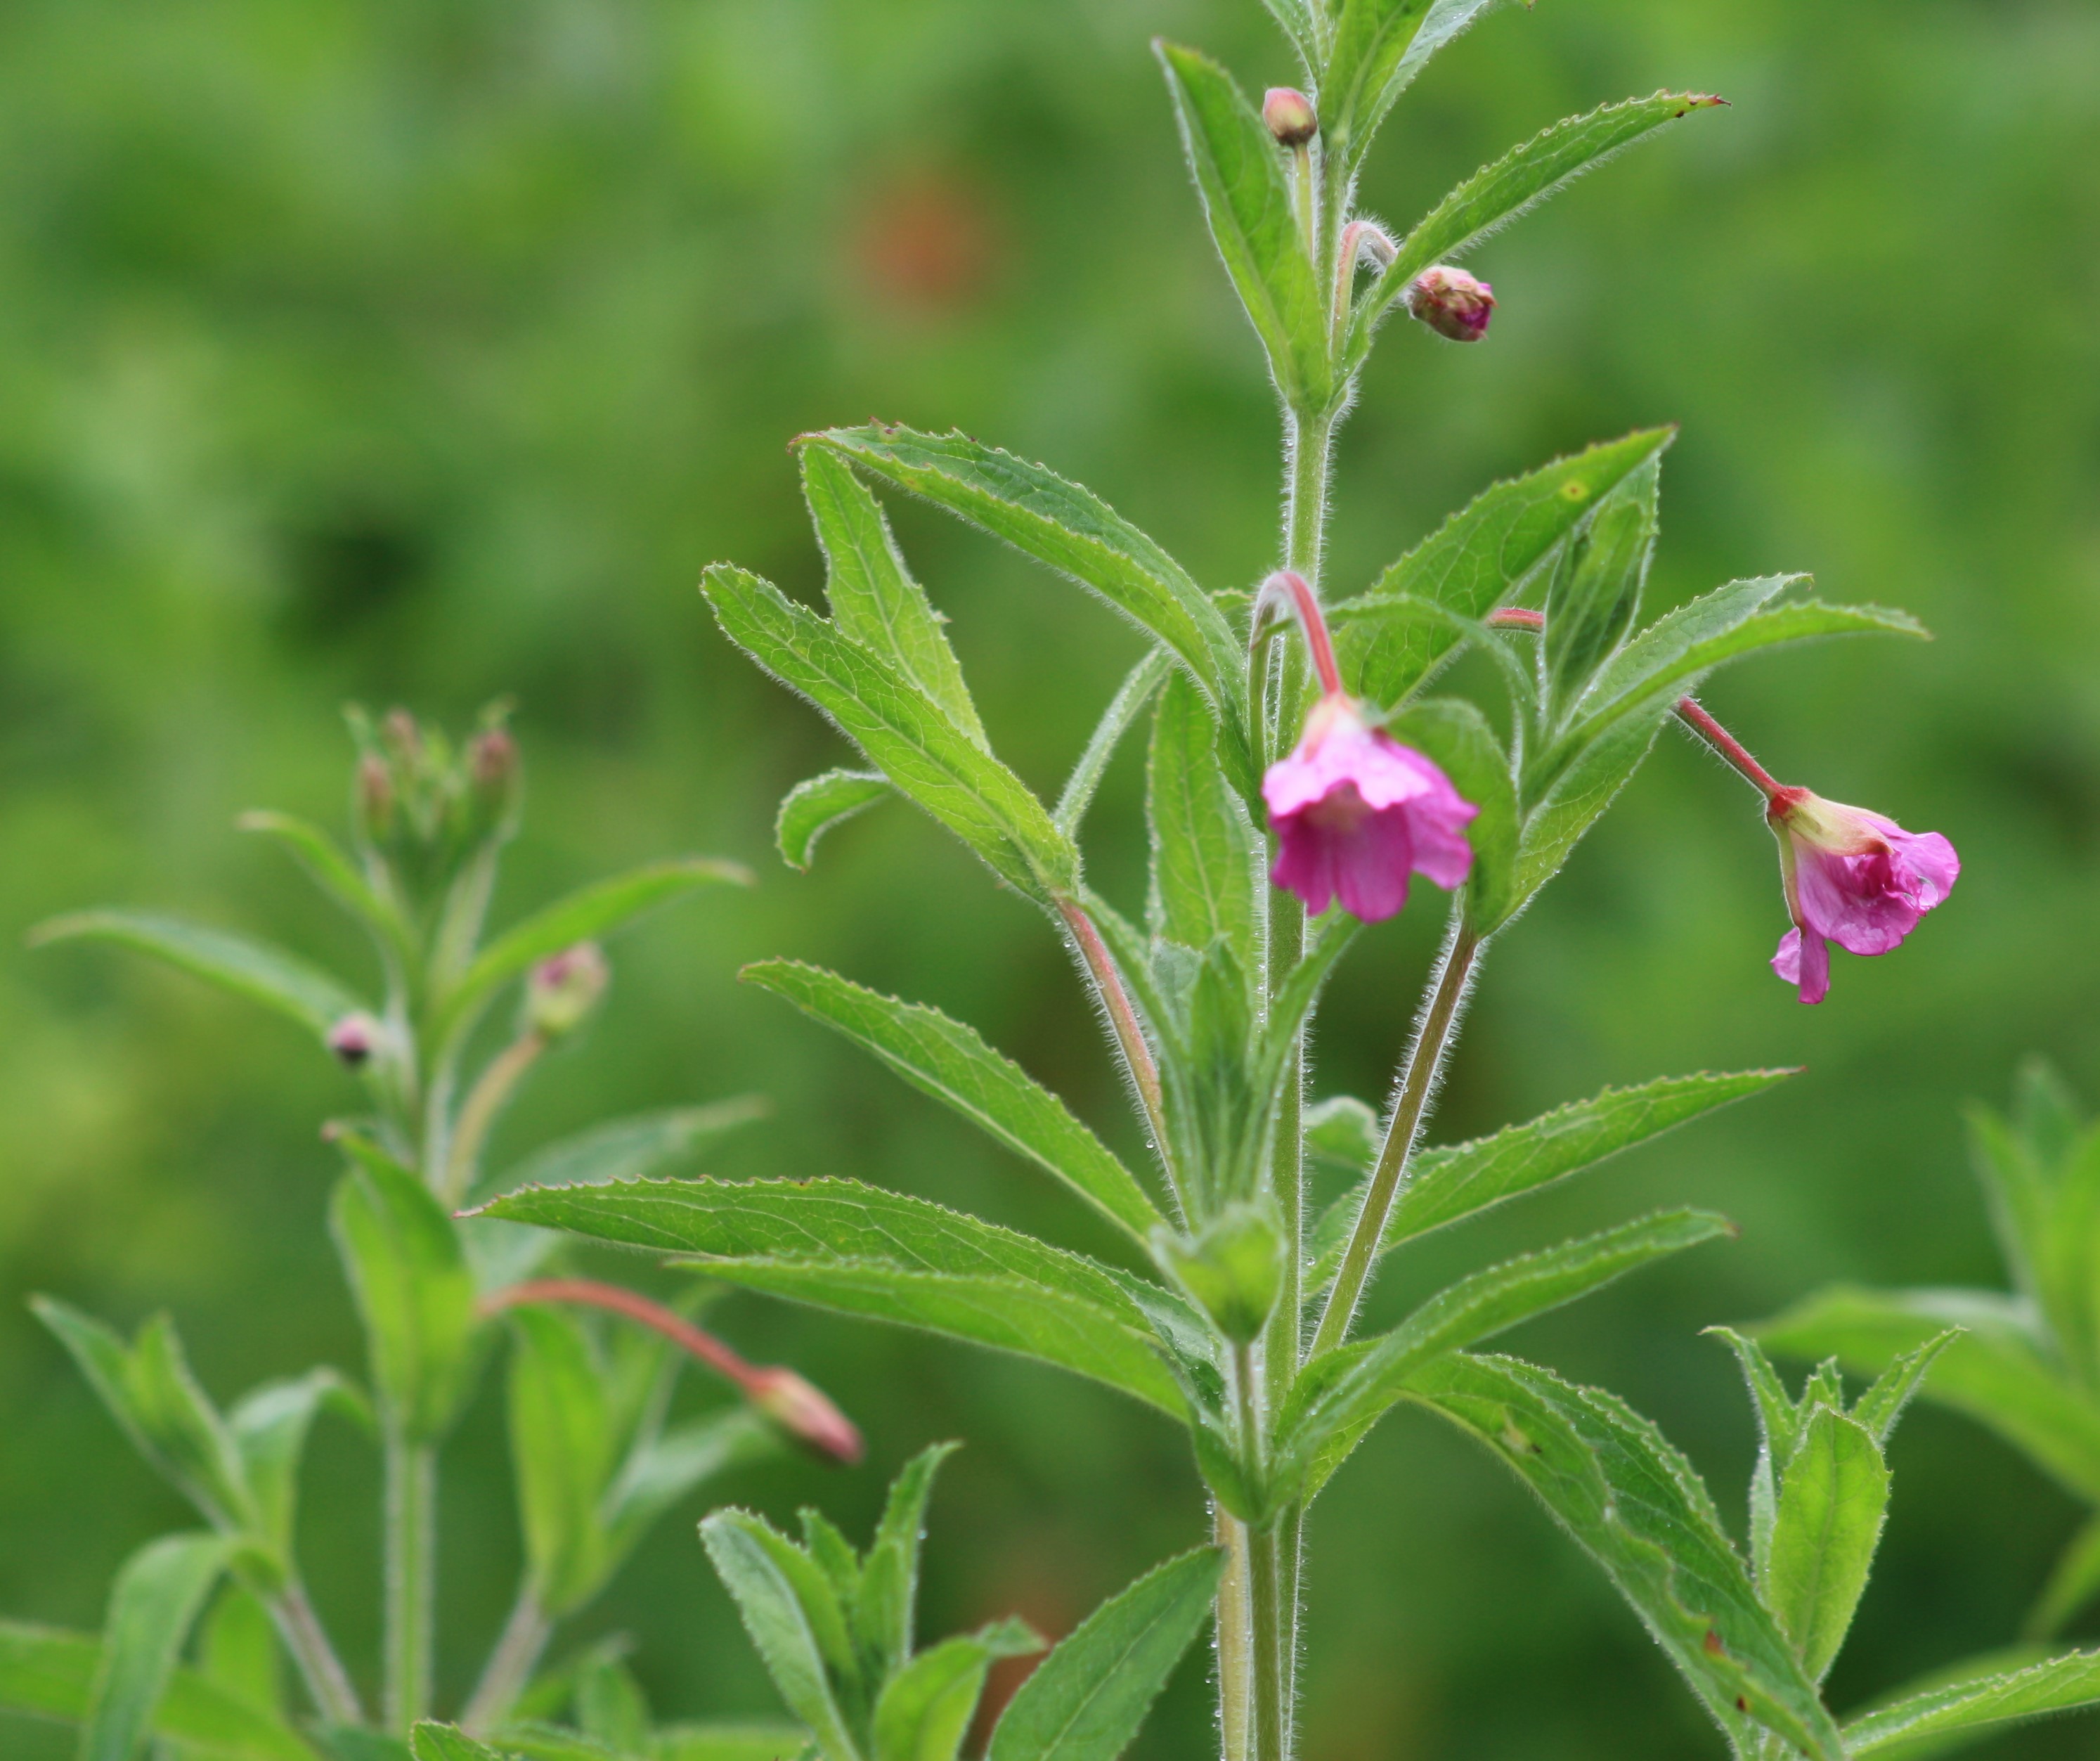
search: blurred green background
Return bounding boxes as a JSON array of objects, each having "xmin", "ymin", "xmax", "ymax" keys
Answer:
[{"xmin": 2, "ymin": 0, "xmax": 2096, "ymax": 1754}]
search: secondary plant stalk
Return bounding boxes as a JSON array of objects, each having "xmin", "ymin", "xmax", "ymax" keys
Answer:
[
  {"xmin": 384, "ymin": 1433, "xmax": 436, "ymax": 1733},
  {"xmin": 459, "ymin": 1582, "xmax": 552, "ymax": 1736},
  {"xmin": 1311, "ymin": 921, "xmax": 1482, "ymax": 1357},
  {"xmin": 273, "ymin": 1578, "xmax": 364, "ymax": 1726}
]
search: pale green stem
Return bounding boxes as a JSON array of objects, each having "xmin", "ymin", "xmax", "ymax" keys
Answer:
[
  {"xmin": 441, "ymin": 1030, "xmax": 545, "ymax": 1207},
  {"xmin": 272, "ymin": 1578, "xmax": 364, "ymax": 1726},
  {"xmin": 384, "ymin": 1433, "xmax": 436, "ymax": 1734},
  {"xmin": 460, "ymin": 1580, "xmax": 552, "ymax": 1736},
  {"xmin": 1214, "ymin": 1507, "xmax": 1254, "ymax": 1761},
  {"xmin": 1311, "ymin": 922, "xmax": 1482, "ymax": 1358}
]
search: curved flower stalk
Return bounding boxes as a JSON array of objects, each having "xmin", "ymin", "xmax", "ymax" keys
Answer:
[
  {"xmin": 491, "ymin": 7, "xmax": 1962, "ymax": 1760},
  {"xmin": 18, "ymin": 714, "xmax": 848, "ymax": 1754}
]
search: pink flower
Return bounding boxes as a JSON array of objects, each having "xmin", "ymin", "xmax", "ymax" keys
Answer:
[
  {"xmin": 1263, "ymin": 695, "xmax": 1478, "ymax": 922},
  {"xmin": 1406, "ymin": 265, "xmax": 1496, "ymax": 342},
  {"xmin": 1768, "ymin": 789, "xmax": 1959, "ymax": 1005}
]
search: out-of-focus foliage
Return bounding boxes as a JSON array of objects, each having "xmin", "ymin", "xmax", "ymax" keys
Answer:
[{"xmin": 0, "ymin": 0, "xmax": 2094, "ymax": 1756}]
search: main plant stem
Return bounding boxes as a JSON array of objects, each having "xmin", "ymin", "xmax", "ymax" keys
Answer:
[
  {"xmin": 384, "ymin": 1433, "xmax": 436, "ymax": 1733},
  {"xmin": 1312, "ymin": 922, "xmax": 1480, "ymax": 1357}
]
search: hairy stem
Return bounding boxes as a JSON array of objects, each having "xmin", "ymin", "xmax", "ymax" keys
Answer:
[
  {"xmin": 272, "ymin": 1578, "xmax": 364, "ymax": 1727},
  {"xmin": 1674, "ymin": 696, "xmax": 1787, "ymax": 800},
  {"xmin": 460, "ymin": 1581, "xmax": 552, "ymax": 1736},
  {"xmin": 1214, "ymin": 1508, "xmax": 1254, "ymax": 1761},
  {"xmin": 384, "ymin": 1434, "xmax": 436, "ymax": 1733},
  {"xmin": 1057, "ymin": 897, "xmax": 1177, "ymax": 1199},
  {"xmin": 1311, "ymin": 921, "xmax": 1482, "ymax": 1357}
]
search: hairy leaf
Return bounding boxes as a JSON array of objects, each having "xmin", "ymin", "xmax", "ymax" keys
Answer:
[
  {"xmin": 83, "ymin": 1532, "xmax": 233, "ymax": 1761},
  {"xmin": 407, "ymin": 1727, "xmax": 504, "ymax": 1761},
  {"xmin": 28, "ymin": 911, "xmax": 365, "ymax": 1042},
  {"xmin": 743, "ymin": 961, "xmax": 1163, "ymax": 1242},
  {"xmin": 985, "ymin": 1547, "xmax": 1222, "ymax": 1761},
  {"xmin": 1766, "ymin": 1408, "xmax": 1888, "ymax": 1682},
  {"xmin": 801, "ymin": 430, "xmax": 1251, "ymax": 793},
  {"xmin": 1147, "ymin": 671, "xmax": 1258, "ymax": 967},
  {"xmin": 1542, "ymin": 461, "xmax": 1658, "ymax": 728},
  {"xmin": 1279, "ymin": 1210, "xmax": 1731, "ymax": 1500},
  {"xmin": 329, "ymin": 1136, "xmax": 479, "ymax": 1441},
  {"xmin": 505, "ymin": 1306, "xmax": 615, "ymax": 1615},
  {"xmin": 1321, "ymin": 0, "xmax": 1434, "ymax": 172},
  {"xmin": 1380, "ymin": 697, "xmax": 1517, "ymax": 931},
  {"xmin": 702, "ymin": 1511, "xmax": 864, "ymax": 1761},
  {"xmin": 858, "ymin": 1443, "xmax": 959, "ymax": 1687},
  {"xmin": 229, "ymin": 1369, "xmax": 351, "ymax": 1564},
  {"xmin": 704, "ymin": 563, "xmax": 1076, "ymax": 904},
  {"xmin": 1056, "ymin": 649, "xmax": 1174, "ymax": 837},
  {"xmin": 1758, "ymin": 1286, "xmax": 2100, "ymax": 1501},
  {"xmin": 0, "ymin": 1620, "xmax": 317, "ymax": 1760},
  {"xmin": 804, "ymin": 446, "xmax": 986, "ymax": 745},
  {"xmin": 1843, "ymin": 1650, "xmax": 2100, "ymax": 1756},
  {"xmin": 872, "ymin": 1624, "xmax": 1042, "ymax": 1761},
  {"xmin": 1331, "ymin": 430, "xmax": 1675, "ymax": 710},
  {"xmin": 1352, "ymin": 95, "xmax": 1726, "ymax": 362},
  {"xmin": 777, "ymin": 770, "xmax": 895, "ymax": 872},
  {"xmin": 486, "ymin": 1099, "xmax": 769, "ymax": 1204},
  {"xmin": 1156, "ymin": 44, "xmax": 1330, "ymax": 411},
  {"xmin": 1407, "ymin": 1355, "xmax": 1843, "ymax": 1759},
  {"xmin": 1309, "ymin": 1070, "xmax": 1790, "ymax": 1287}
]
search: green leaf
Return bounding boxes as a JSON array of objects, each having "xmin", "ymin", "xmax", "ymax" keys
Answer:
[
  {"xmin": 1851, "ymin": 1329, "xmax": 1960, "ymax": 1445},
  {"xmin": 1757, "ymin": 1286, "xmax": 2100, "ymax": 1501},
  {"xmin": 32, "ymin": 1300, "xmax": 257, "ymax": 1541},
  {"xmin": 985, "ymin": 1547, "xmax": 1221, "ymax": 1761},
  {"xmin": 1257, "ymin": 0, "xmax": 1320, "ymax": 67},
  {"xmin": 485, "ymin": 1099, "xmax": 770, "ymax": 1204},
  {"xmin": 701, "ymin": 1511, "xmax": 864, "ymax": 1761},
  {"xmin": 195, "ymin": 1584, "xmax": 280, "ymax": 1717},
  {"xmin": 1304, "ymin": 1096, "xmax": 1379, "ymax": 1172},
  {"xmin": 1542, "ymin": 461, "xmax": 1658, "ymax": 728},
  {"xmin": 1765, "ymin": 1408, "xmax": 1888, "ymax": 1682},
  {"xmin": 27, "ymin": 911, "xmax": 365, "ymax": 1043},
  {"xmin": 1509, "ymin": 694, "xmax": 1666, "ymax": 903},
  {"xmin": 603, "ymin": 1408, "xmax": 777, "ymax": 1568},
  {"xmin": 1278, "ymin": 1210, "xmax": 1732, "ymax": 1501},
  {"xmin": 1155, "ymin": 43, "xmax": 1330, "ymax": 412},
  {"xmin": 84, "ymin": 1531, "xmax": 233, "ymax": 1761},
  {"xmin": 801, "ymin": 430, "xmax": 1251, "ymax": 794},
  {"xmin": 777, "ymin": 771, "xmax": 895, "ymax": 872},
  {"xmin": 574, "ymin": 1646, "xmax": 651, "ymax": 1753},
  {"xmin": 1331, "ymin": 430, "xmax": 1676, "ymax": 711},
  {"xmin": 1351, "ymin": 95, "xmax": 1727, "ymax": 365},
  {"xmin": 1406, "ymin": 1355, "xmax": 1843, "ymax": 1760},
  {"xmin": 0, "ymin": 1620, "xmax": 318, "ymax": 1760},
  {"xmin": 803, "ymin": 445, "xmax": 987, "ymax": 746},
  {"xmin": 484, "ymin": 1178, "xmax": 1182, "ymax": 1417},
  {"xmin": 228, "ymin": 1369, "xmax": 351, "ymax": 1565},
  {"xmin": 236, "ymin": 811, "xmax": 407, "ymax": 957},
  {"xmin": 1843, "ymin": 1650, "xmax": 2100, "ymax": 1756},
  {"xmin": 1146, "ymin": 671, "xmax": 1257, "ymax": 967},
  {"xmin": 1320, "ymin": 0, "xmax": 1434, "ymax": 172},
  {"xmin": 1055, "ymin": 649, "xmax": 1174, "ymax": 839},
  {"xmin": 858, "ymin": 1444, "xmax": 959, "ymax": 1687},
  {"xmin": 506, "ymin": 1305, "xmax": 616, "ymax": 1615},
  {"xmin": 434, "ymin": 858, "xmax": 751, "ymax": 1052},
  {"xmin": 321, "ymin": 1734, "xmax": 414, "ymax": 1761},
  {"xmin": 704, "ymin": 563, "xmax": 1076, "ymax": 905},
  {"xmin": 654, "ymin": 1726, "xmax": 812, "ymax": 1761},
  {"xmin": 1706, "ymin": 1326, "xmax": 1801, "ymax": 1581},
  {"xmin": 1308, "ymin": 1070, "xmax": 1791, "ymax": 1288},
  {"xmin": 328, "ymin": 1135, "xmax": 479, "ymax": 1441},
  {"xmin": 407, "ymin": 1727, "xmax": 505, "ymax": 1761},
  {"xmin": 741, "ymin": 961, "xmax": 1163, "ymax": 1244},
  {"xmin": 1378, "ymin": 697, "xmax": 1517, "ymax": 931},
  {"xmin": 873, "ymin": 1624, "xmax": 1042, "ymax": 1761}
]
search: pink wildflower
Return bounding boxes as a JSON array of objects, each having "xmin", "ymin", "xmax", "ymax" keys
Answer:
[
  {"xmin": 1255, "ymin": 572, "xmax": 1479, "ymax": 922},
  {"xmin": 1768, "ymin": 789, "xmax": 1959, "ymax": 1005},
  {"xmin": 1406, "ymin": 265, "xmax": 1496, "ymax": 342}
]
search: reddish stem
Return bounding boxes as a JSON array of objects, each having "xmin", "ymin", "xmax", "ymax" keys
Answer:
[
  {"xmin": 1484, "ymin": 607, "xmax": 1543, "ymax": 631},
  {"xmin": 481, "ymin": 1278, "xmax": 862, "ymax": 1462},
  {"xmin": 1261, "ymin": 571, "xmax": 1343, "ymax": 697},
  {"xmin": 1673, "ymin": 697, "xmax": 1788, "ymax": 801}
]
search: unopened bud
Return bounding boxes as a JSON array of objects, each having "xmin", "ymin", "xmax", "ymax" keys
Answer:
[
  {"xmin": 525, "ymin": 943, "xmax": 609, "ymax": 1040},
  {"xmin": 1155, "ymin": 1202, "xmax": 1285, "ymax": 1345},
  {"xmin": 355, "ymin": 753, "xmax": 395, "ymax": 844},
  {"xmin": 382, "ymin": 708, "xmax": 422, "ymax": 764},
  {"xmin": 328, "ymin": 1012, "xmax": 385, "ymax": 1069},
  {"xmin": 1406, "ymin": 264, "xmax": 1496, "ymax": 342},
  {"xmin": 1262, "ymin": 87, "xmax": 1318, "ymax": 149},
  {"xmin": 747, "ymin": 1366, "xmax": 863, "ymax": 1464},
  {"xmin": 467, "ymin": 725, "xmax": 520, "ymax": 834}
]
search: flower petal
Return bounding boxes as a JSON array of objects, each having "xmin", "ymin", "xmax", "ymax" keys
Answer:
[{"xmin": 1772, "ymin": 926, "xmax": 1830, "ymax": 1005}]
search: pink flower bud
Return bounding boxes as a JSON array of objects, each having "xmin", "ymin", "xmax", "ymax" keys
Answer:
[
  {"xmin": 1262, "ymin": 86, "xmax": 1318, "ymax": 149},
  {"xmin": 1263, "ymin": 695, "xmax": 1479, "ymax": 922},
  {"xmin": 747, "ymin": 1366, "xmax": 864, "ymax": 1464},
  {"xmin": 1766, "ymin": 789, "xmax": 1959, "ymax": 1005},
  {"xmin": 327, "ymin": 1012, "xmax": 385, "ymax": 1068},
  {"xmin": 1406, "ymin": 265, "xmax": 1496, "ymax": 342},
  {"xmin": 525, "ymin": 943, "xmax": 609, "ymax": 1039}
]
